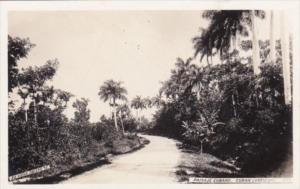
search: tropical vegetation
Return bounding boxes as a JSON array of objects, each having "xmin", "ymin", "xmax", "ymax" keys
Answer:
[
  {"xmin": 8, "ymin": 36, "xmax": 147, "ymax": 179},
  {"xmin": 8, "ymin": 9, "xmax": 293, "ymax": 180},
  {"xmin": 150, "ymin": 10, "xmax": 293, "ymax": 176}
]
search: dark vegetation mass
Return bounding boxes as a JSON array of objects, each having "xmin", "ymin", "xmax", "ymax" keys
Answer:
[
  {"xmin": 8, "ymin": 36, "xmax": 147, "ymax": 179},
  {"xmin": 150, "ymin": 10, "xmax": 293, "ymax": 176},
  {"xmin": 151, "ymin": 60, "xmax": 292, "ymax": 176}
]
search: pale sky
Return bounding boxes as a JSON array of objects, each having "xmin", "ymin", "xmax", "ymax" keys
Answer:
[
  {"xmin": 9, "ymin": 11, "xmax": 289, "ymax": 122},
  {"xmin": 9, "ymin": 11, "xmax": 207, "ymax": 122}
]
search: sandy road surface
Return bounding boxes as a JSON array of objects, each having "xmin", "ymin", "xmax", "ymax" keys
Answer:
[{"xmin": 62, "ymin": 135, "xmax": 181, "ymax": 184}]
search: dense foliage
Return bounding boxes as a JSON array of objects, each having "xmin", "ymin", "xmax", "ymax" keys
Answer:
[
  {"xmin": 150, "ymin": 10, "xmax": 292, "ymax": 176},
  {"xmin": 8, "ymin": 36, "xmax": 141, "ymax": 177},
  {"xmin": 151, "ymin": 58, "xmax": 292, "ymax": 175}
]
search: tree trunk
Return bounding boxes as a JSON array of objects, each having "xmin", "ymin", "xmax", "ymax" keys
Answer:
[
  {"xmin": 255, "ymin": 91, "xmax": 260, "ymax": 107},
  {"xmin": 113, "ymin": 99, "xmax": 119, "ymax": 131},
  {"xmin": 47, "ymin": 119, "xmax": 51, "ymax": 150},
  {"xmin": 23, "ymin": 98, "xmax": 29, "ymax": 141},
  {"xmin": 232, "ymin": 94, "xmax": 237, "ymax": 118},
  {"xmin": 252, "ymin": 10, "xmax": 261, "ymax": 74},
  {"xmin": 230, "ymin": 34, "xmax": 236, "ymax": 52},
  {"xmin": 269, "ymin": 10, "xmax": 276, "ymax": 63},
  {"xmin": 229, "ymin": 34, "xmax": 238, "ymax": 118},
  {"xmin": 206, "ymin": 56, "xmax": 209, "ymax": 66},
  {"xmin": 23, "ymin": 98, "xmax": 28, "ymax": 122},
  {"xmin": 113, "ymin": 109, "xmax": 118, "ymax": 131},
  {"xmin": 236, "ymin": 31, "xmax": 240, "ymax": 51},
  {"xmin": 139, "ymin": 110, "xmax": 142, "ymax": 124},
  {"xmin": 236, "ymin": 90, "xmax": 240, "ymax": 113},
  {"xmin": 200, "ymin": 141, "xmax": 203, "ymax": 154},
  {"xmin": 33, "ymin": 96, "xmax": 37, "ymax": 124},
  {"xmin": 135, "ymin": 109, "xmax": 139, "ymax": 130},
  {"xmin": 33, "ymin": 95, "xmax": 39, "ymax": 144},
  {"xmin": 280, "ymin": 11, "xmax": 292, "ymax": 105},
  {"xmin": 25, "ymin": 109, "xmax": 28, "ymax": 122},
  {"xmin": 120, "ymin": 115, "xmax": 125, "ymax": 135}
]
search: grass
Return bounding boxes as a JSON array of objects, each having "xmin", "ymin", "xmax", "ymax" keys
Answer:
[{"xmin": 176, "ymin": 145, "xmax": 242, "ymax": 182}]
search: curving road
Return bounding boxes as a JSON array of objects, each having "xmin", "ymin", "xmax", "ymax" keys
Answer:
[{"xmin": 61, "ymin": 135, "xmax": 181, "ymax": 184}]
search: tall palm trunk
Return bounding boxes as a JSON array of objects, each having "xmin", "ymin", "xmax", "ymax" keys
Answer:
[
  {"xmin": 252, "ymin": 10, "xmax": 261, "ymax": 75},
  {"xmin": 269, "ymin": 11, "xmax": 286, "ymax": 106},
  {"xmin": 280, "ymin": 11, "xmax": 292, "ymax": 105},
  {"xmin": 137, "ymin": 109, "xmax": 142, "ymax": 130},
  {"xmin": 112, "ymin": 99, "xmax": 119, "ymax": 131},
  {"xmin": 269, "ymin": 10, "xmax": 276, "ymax": 63},
  {"xmin": 120, "ymin": 115, "xmax": 125, "ymax": 135},
  {"xmin": 22, "ymin": 98, "xmax": 28, "ymax": 122},
  {"xmin": 200, "ymin": 141, "xmax": 203, "ymax": 154},
  {"xmin": 230, "ymin": 35, "xmax": 238, "ymax": 118},
  {"xmin": 232, "ymin": 94, "xmax": 237, "ymax": 118},
  {"xmin": 32, "ymin": 93, "xmax": 39, "ymax": 145},
  {"xmin": 206, "ymin": 56, "xmax": 210, "ymax": 67},
  {"xmin": 33, "ymin": 94, "xmax": 37, "ymax": 124}
]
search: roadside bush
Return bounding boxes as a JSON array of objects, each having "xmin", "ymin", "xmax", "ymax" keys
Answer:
[
  {"xmin": 8, "ymin": 107, "xmax": 68, "ymax": 175},
  {"xmin": 236, "ymin": 105, "xmax": 292, "ymax": 175},
  {"xmin": 92, "ymin": 117, "xmax": 121, "ymax": 142},
  {"xmin": 9, "ymin": 113, "xmax": 41, "ymax": 175},
  {"xmin": 136, "ymin": 116, "xmax": 152, "ymax": 132},
  {"xmin": 152, "ymin": 95, "xmax": 199, "ymax": 139},
  {"xmin": 122, "ymin": 116, "xmax": 138, "ymax": 132},
  {"xmin": 8, "ymin": 36, "xmax": 146, "ymax": 180}
]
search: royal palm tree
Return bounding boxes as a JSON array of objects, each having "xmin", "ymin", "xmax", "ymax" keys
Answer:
[
  {"xmin": 143, "ymin": 97, "xmax": 152, "ymax": 109},
  {"xmin": 192, "ymin": 10, "xmax": 269, "ymax": 117},
  {"xmin": 266, "ymin": 11, "xmax": 292, "ymax": 105},
  {"xmin": 160, "ymin": 58, "xmax": 194, "ymax": 100},
  {"xmin": 194, "ymin": 11, "xmax": 246, "ymax": 60},
  {"xmin": 18, "ymin": 88, "xmax": 29, "ymax": 122},
  {"xmin": 193, "ymin": 10, "xmax": 265, "ymax": 74},
  {"xmin": 116, "ymin": 103, "xmax": 130, "ymax": 135},
  {"xmin": 98, "ymin": 80, "xmax": 127, "ymax": 131},
  {"xmin": 279, "ymin": 11, "xmax": 292, "ymax": 105},
  {"xmin": 269, "ymin": 11, "xmax": 275, "ymax": 63},
  {"xmin": 151, "ymin": 95, "xmax": 165, "ymax": 108},
  {"xmin": 131, "ymin": 96, "xmax": 146, "ymax": 125},
  {"xmin": 192, "ymin": 28, "xmax": 214, "ymax": 65}
]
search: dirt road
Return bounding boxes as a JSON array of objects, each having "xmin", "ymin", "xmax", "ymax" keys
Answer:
[{"xmin": 62, "ymin": 135, "xmax": 181, "ymax": 184}]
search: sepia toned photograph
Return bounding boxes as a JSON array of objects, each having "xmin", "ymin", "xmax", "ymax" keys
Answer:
[{"xmin": 0, "ymin": 1, "xmax": 299, "ymax": 187}]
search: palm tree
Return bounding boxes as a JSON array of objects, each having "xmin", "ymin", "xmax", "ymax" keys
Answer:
[
  {"xmin": 143, "ymin": 97, "xmax": 152, "ymax": 109},
  {"xmin": 116, "ymin": 103, "xmax": 130, "ymax": 135},
  {"xmin": 98, "ymin": 80, "xmax": 127, "ymax": 131},
  {"xmin": 131, "ymin": 96, "xmax": 146, "ymax": 126},
  {"xmin": 192, "ymin": 28, "xmax": 214, "ymax": 66},
  {"xmin": 269, "ymin": 10, "xmax": 275, "ymax": 63},
  {"xmin": 266, "ymin": 11, "xmax": 292, "ymax": 105},
  {"xmin": 18, "ymin": 88, "xmax": 29, "ymax": 122},
  {"xmin": 194, "ymin": 11, "xmax": 246, "ymax": 60},
  {"xmin": 194, "ymin": 10, "xmax": 265, "ymax": 74},
  {"xmin": 192, "ymin": 10, "xmax": 268, "ymax": 117},
  {"xmin": 160, "ymin": 58, "xmax": 194, "ymax": 100},
  {"xmin": 279, "ymin": 11, "xmax": 292, "ymax": 105},
  {"xmin": 251, "ymin": 10, "xmax": 261, "ymax": 74},
  {"xmin": 151, "ymin": 95, "xmax": 165, "ymax": 108}
]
